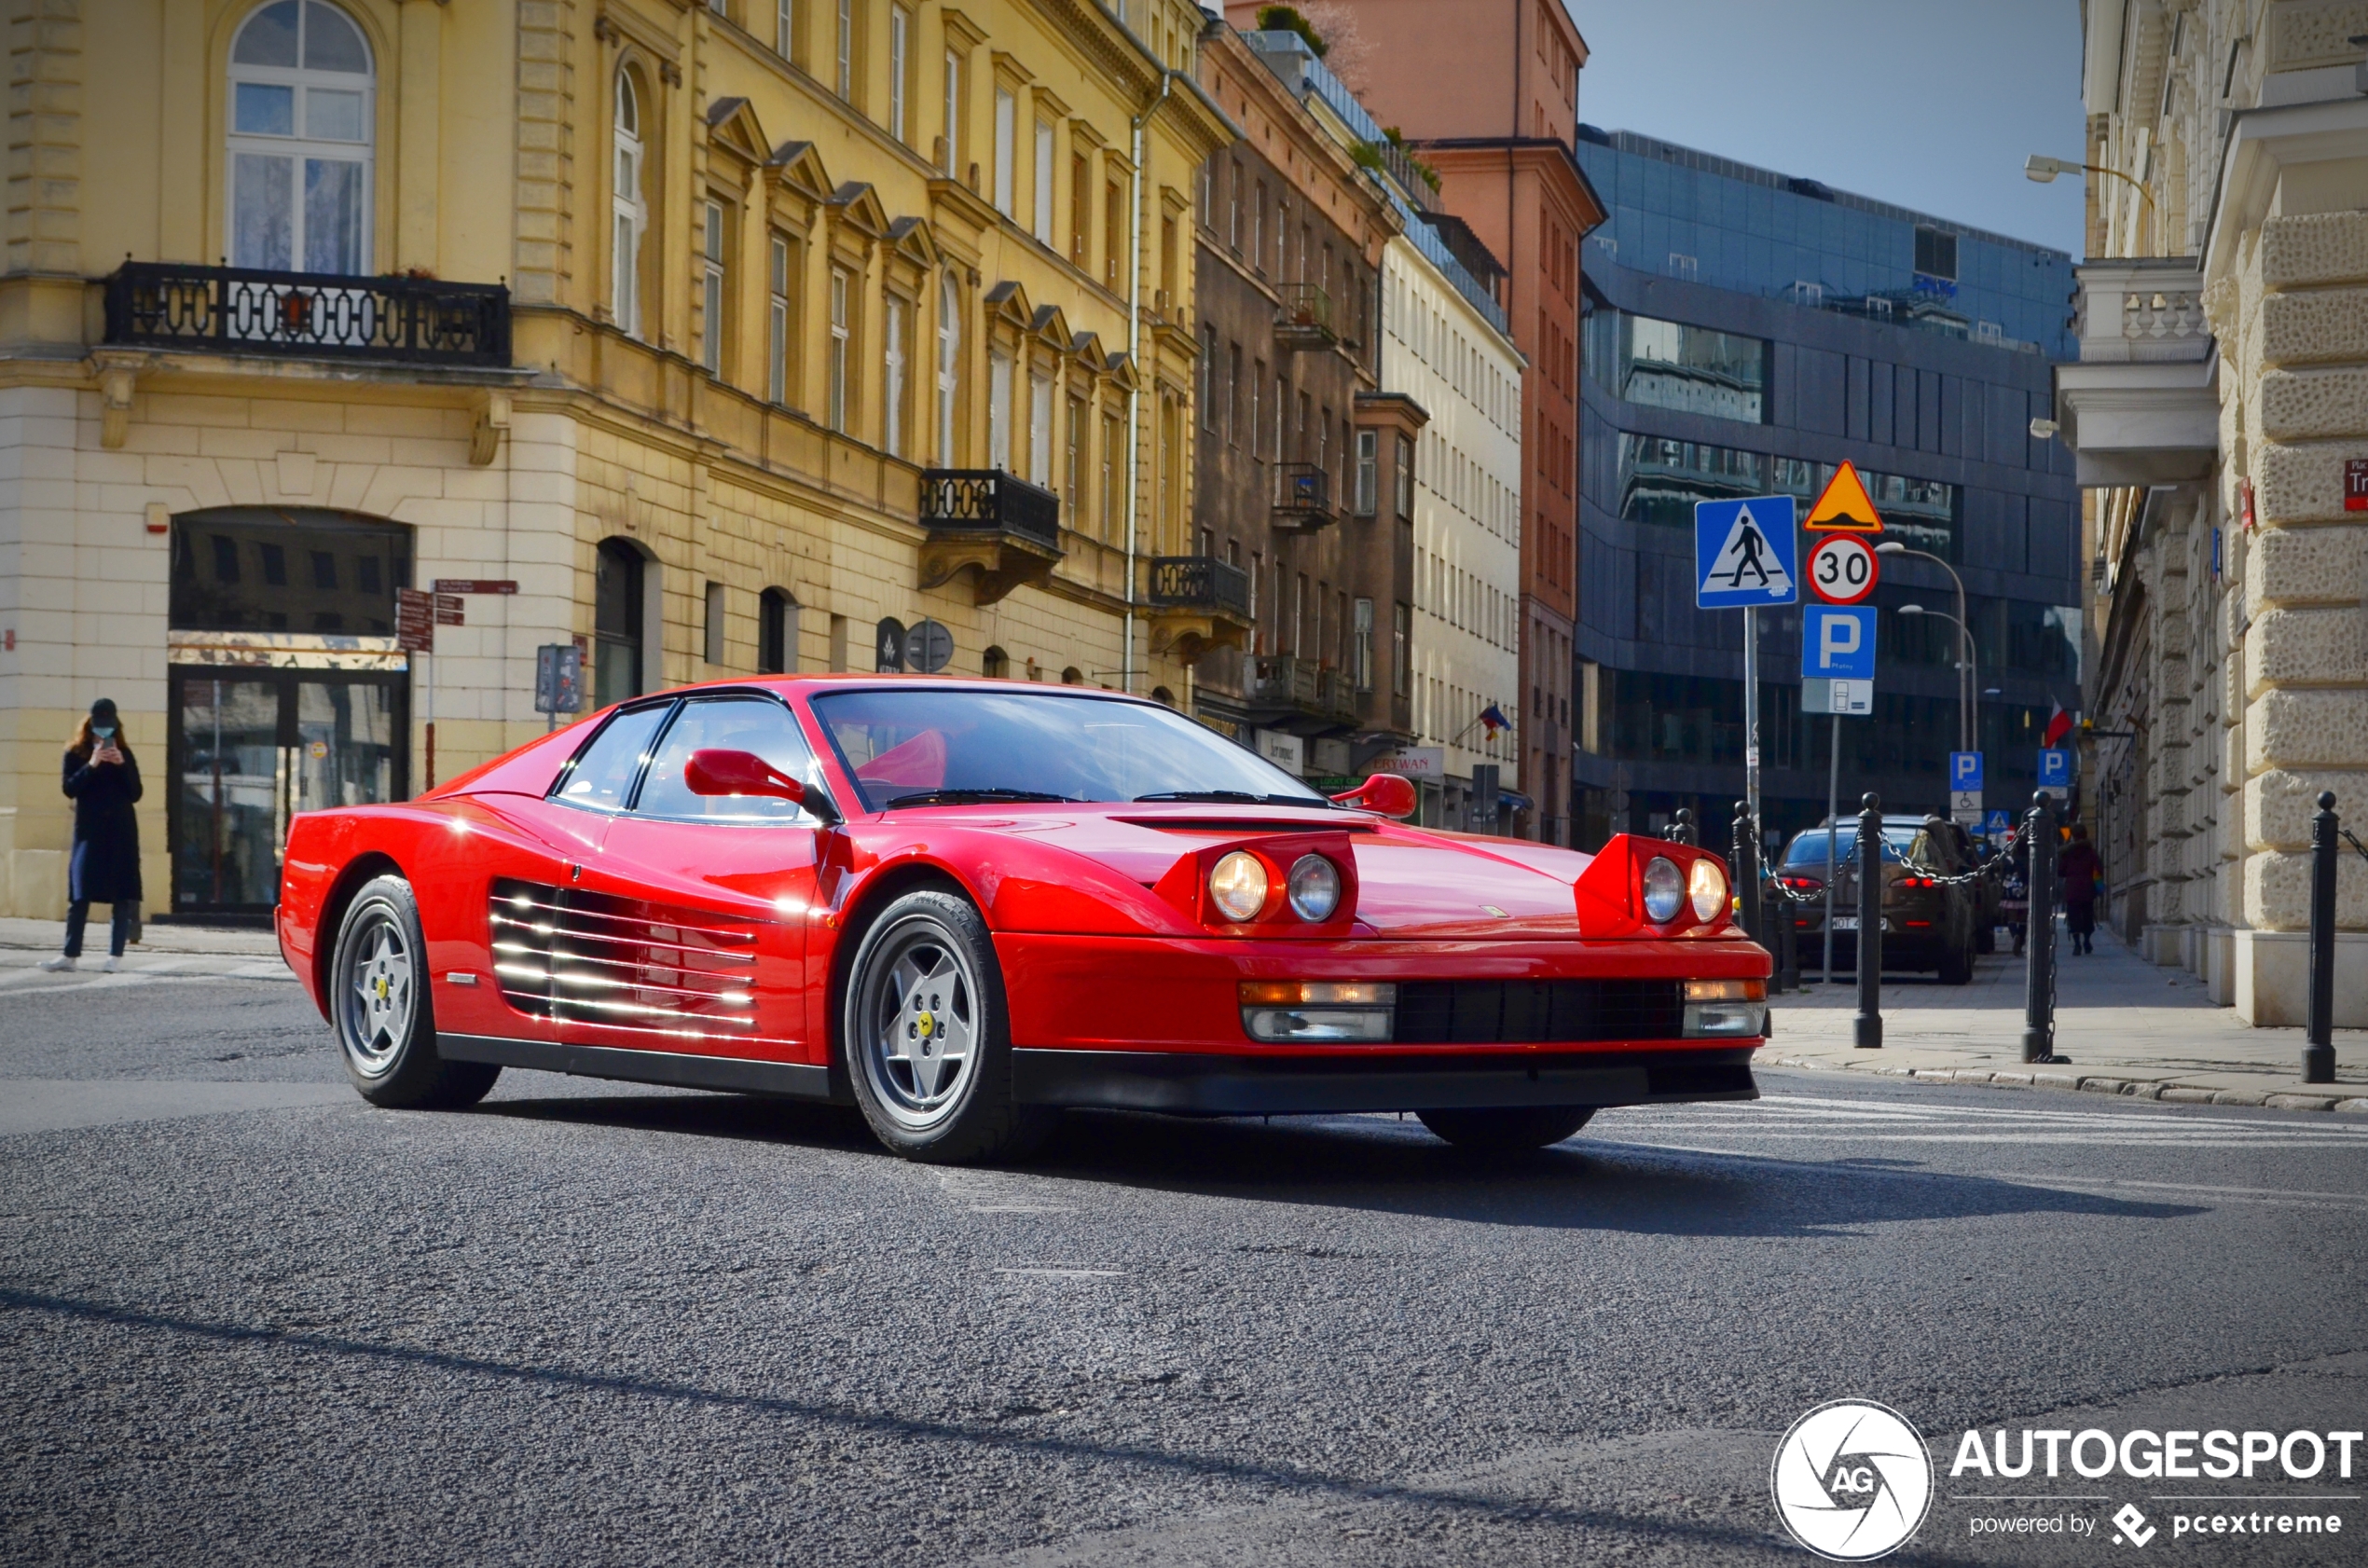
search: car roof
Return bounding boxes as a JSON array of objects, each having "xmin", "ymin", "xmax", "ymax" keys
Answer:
[{"xmin": 633, "ymin": 673, "xmax": 1165, "ymax": 705}]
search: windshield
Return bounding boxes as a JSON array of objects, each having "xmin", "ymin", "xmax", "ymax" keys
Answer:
[
  {"xmin": 1783, "ymin": 826, "xmax": 1921, "ymax": 866},
  {"xmin": 811, "ymin": 687, "xmax": 1329, "ymax": 812}
]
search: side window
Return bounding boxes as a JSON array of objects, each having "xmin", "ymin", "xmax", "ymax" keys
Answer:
[
  {"xmin": 551, "ymin": 702, "xmax": 673, "ymax": 812},
  {"xmin": 632, "ymin": 695, "xmax": 821, "ymax": 823}
]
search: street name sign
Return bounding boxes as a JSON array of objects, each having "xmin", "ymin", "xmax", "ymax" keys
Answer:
[
  {"xmin": 1807, "ymin": 532, "xmax": 1879, "ymax": 604},
  {"xmin": 1802, "ymin": 461, "xmax": 1885, "ymax": 532},
  {"xmin": 1694, "ymin": 495, "xmax": 1798, "ymax": 608},
  {"xmin": 394, "ymin": 588, "xmax": 433, "ymax": 653},
  {"xmin": 433, "ymin": 579, "xmax": 518, "ymax": 595}
]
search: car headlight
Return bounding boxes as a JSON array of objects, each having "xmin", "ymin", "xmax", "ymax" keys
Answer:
[
  {"xmin": 1643, "ymin": 855, "xmax": 1685, "ymax": 923},
  {"xmin": 1688, "ymin": 857, "xmax": 1727, "ymax": 924},
  {"xmin": 1209, "ymin": 850, "xmax": 1270, "ymax": 921},
  {"xmin": 1287, "ymin": 854, "xmax": 1342, "ymax": 921}
]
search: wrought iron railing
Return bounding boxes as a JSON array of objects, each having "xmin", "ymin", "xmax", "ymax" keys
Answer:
[
  {"xmin": 103, "ymin": 262, "xmax": 510, "ymax": 367},
  {"xmin": 1148, "ymin": 556, "xmax": 1251, "ymax": 620},
  {"xmin": 1274, "ymin": 282, "xmax": 1336, "ymax": 345},
  {"xmin": 1275, "ymin": 462, "xmax": 1333, "ymax": 519},
  {"xmin": 918, "ymin": 469, "xmax": 1061, "ymax": 550}
]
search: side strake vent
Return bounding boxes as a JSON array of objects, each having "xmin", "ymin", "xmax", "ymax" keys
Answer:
[
  {"xmin": 490, "ymin": 878, "xmax": 761, "ymax": 1042},
  {"xmin": 1393, "ymin": 980, "xmax": 1687, "ymax": 1044}
]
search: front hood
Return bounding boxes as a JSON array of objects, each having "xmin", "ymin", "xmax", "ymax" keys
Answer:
[{"xmin": 958, "ymin": 804, "xmax": 1596, "ymax": 939}]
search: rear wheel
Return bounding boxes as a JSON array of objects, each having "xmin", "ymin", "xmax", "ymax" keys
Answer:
[
  {"xmin": 1938, "ymin": 931, "xmax": 1975, "ymax": 984},
  {"xmin": 1416, "ymin": 1106, "xmax": 1595, "ymax": 1152},
  {"xmin": 330, "ymin": 875, "xmax": 500, "ymax": 1109},
  {"xmin": 842, "ymin": 889, "xmax": 1053, "ymax": 1164}
]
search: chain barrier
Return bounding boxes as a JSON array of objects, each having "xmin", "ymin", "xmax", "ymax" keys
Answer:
[{"xmin": 1750, "ymin": 821, "xmax": 2030, "ymax": 906}]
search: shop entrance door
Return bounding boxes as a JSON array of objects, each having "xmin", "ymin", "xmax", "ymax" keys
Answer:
[{"xmin": 171, "ymin": 668, "xmax": 407, "ymax": 917}]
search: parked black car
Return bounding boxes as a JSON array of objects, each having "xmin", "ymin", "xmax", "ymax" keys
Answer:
[{"xmin": 1776, "ymin": 815, "xmax": 1977, "ymax": 983}]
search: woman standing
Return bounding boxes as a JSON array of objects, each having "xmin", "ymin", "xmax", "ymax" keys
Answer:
[{"xmin": 39, "ymin": 698, "xmax": 143, "ymax": 972}]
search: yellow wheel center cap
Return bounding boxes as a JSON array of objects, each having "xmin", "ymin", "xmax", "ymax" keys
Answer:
[{"xmin": 916, "ymin": 1011, "xmax": 935, "ymax": 1039}]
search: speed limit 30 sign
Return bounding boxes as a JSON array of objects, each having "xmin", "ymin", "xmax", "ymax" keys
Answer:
[{"xmin": 1807, "ymin": 533, "xmax": 1879, "ymax": 605}]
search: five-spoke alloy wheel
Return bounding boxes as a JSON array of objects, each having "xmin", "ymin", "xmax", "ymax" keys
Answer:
[{"xmin": 328, "ymin": 875, "xmax": 500, "ymax": 1109}]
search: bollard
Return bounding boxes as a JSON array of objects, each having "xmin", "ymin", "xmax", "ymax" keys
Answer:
[
  {"xmin": 1672, "ymin": 806, "xmax": 1696, "ymax": 848},
  {"xmin": 1854, "ymin": 792, "xmax": 1882, "ymax": 1049},
  {"xmin": 1731, "ymin": 800, "xmax": 1760, "ymax": 949},
  {"xmin": 2021, "ymin": 792, "xmax": 2061, "ymax": 1065},
  {"xmin": 2306, "ymin": 791, "xmax": 2338, "ymax": 1084}
]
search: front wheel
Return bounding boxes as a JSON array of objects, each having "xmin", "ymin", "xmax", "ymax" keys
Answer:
[
  {"xmin": 1416, "ymin": 1106, "xmax": 1595, "ymax": 1152},
  {"xmin": 842, "ymin": 889, "xmax": 1053, "ymax": 1164},
  {"xmin": 330, "ymin": 874, "xmax": 499, "ymax": 1109}
]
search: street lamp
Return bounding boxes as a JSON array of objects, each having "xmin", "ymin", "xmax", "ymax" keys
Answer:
[
  {"xmin": 1898, "ymin": 604, "xmax": 1980, "ymax": 765},
  {"xmin": 2026, "ymin": 153, "xmax": 2156, "ymax": 253},
  {"xmin": 1877, "ymin": 541, "xmax": 1972, "ymax": 753}
]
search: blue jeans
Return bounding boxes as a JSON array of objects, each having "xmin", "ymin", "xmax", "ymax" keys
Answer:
[{"xmin": 64, "ymin": 900, "xmax": 133, "ymax": 958}]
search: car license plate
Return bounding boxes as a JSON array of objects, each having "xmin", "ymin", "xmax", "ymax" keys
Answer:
[{"xmin": 1831, "ymin": 915, "xmax": 1859, "ymax": 931}]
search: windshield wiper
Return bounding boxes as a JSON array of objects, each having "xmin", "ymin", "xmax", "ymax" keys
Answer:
[
  {"xmin": 882, "ymin": 788, "xmax": 1078, "ymax": 808},
  {"xmin": 1133, "ymin": 790, "xmax": 1329, "ymax": 806}
]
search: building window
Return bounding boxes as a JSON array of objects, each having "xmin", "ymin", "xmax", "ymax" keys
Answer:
[
  {"xmin": 983, "ymin": 644, "xmax": 1009, "ymax": 679},
  {"xmin": 936, "ymin": 274, "xmax": 961, "ymax": 461},
  {"xmin": 888, "ymin": 6, "xmax": 909, "ymax": 142},
  {"xmin": 1913, "ymin": 225, "xmax": 1958, "ymax": 282},
  {"xmin": 776, "ymin": 0, "xmax": 794, "ymax": 60},
  {"xmin": 883, "ymin": 294, "xmax": 908, "ymax": 458},
  {"xmin": 595, "ymin": 539, "xmax": 645, "ymax": 707},
  {"xmin": 767, "ymin": 235, "xmax": 792, "ymax": 404},
  {"xmin": 992, "ymin": 89, "xmax": 1015, "ymax": 216},
  {"xmin": 828, "ymin": 268, "xmax": 850, "ymax": 432},
  {"xmin": 759, "ymin": 587, "xmax": 798, "ymax": 674},
  {"xmin": 1353, "ymin": 598, "xmax": 1373, "ymax": 691},
  {"xmin": 1104, "ymin": 181, "xmax": 1123, "ymax": 291},
  {"xmin": 1395, "ymin": 433, "xmax": 1414, "ymax": 518},
  {"xmin": 227, "ymin": 0, "xmax": 375, "ymax": 275},
  {"xmin": 1100, "ymin": 411, "xmax": 1120, "ymax": 540},
  {"xmin": 1392, "ymin": 601, "xmax": 1411, "ymax": 697},
  {"xmin": 699, "ymin": 199, "xmax": 726, "ymax": 376},
  {"xmin": 1069, "ymin": 153, "xmax": 1090, "ymax": 265},
  {"xmin": 1065, "ymin": 395, "xmax": 1084, "ymax": 502},
  {"xmin": 834, "ymin": 0, "xmax": 853, "ymax": 99},
  {"xmin": 1354, "ymin": 430, "xmax": 1378, "ymax": 516},
  {"xmin": 610, "ymin": 68, "xmax": 645, "ymax": 336},
  {"xmin": 1582, "ymin": 308, "xmax": 1769, "ymax": 423},
  {"xmin": 1033, "ymin": 119, "xmax": 1054, "ymax": 245},
  {"xmin": 988, "ymin": 349, "xmax": 1013, "ymax": 470},
  {"xmin": 704, "ymin": 580, "xmax": 727, "ymax": 665},
  {"xmin": 940, "ymin": 50, "xmax": 960, "ymax": 174},
  {"xmin": 1027, "ymin": 370, "xmax": 1052, "ymax": 487}
]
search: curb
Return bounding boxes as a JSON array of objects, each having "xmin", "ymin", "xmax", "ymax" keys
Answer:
[{"xmin": 1765, "ymin": 1052, "xmax": 2368, "ymax": 1115}]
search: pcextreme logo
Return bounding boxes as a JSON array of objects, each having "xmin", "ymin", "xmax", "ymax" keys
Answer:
[{"xmin": 1770, "ymin": 1399, "xmax": 1935, "ymax": 1561}]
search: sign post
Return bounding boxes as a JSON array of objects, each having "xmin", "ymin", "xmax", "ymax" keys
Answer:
[
  {"xmin": 1803, "ymin": 605, "xmax": 1877, "ymax": 984},
  {"xmin": 1695, "ymin": 495, "xmax": 1799, "ymax": 859}
]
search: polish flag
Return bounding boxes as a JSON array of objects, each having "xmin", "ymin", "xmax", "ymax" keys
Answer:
[{"xmin": 2042, "ymin": 701, "xmax": 2072, "ymax": 748}]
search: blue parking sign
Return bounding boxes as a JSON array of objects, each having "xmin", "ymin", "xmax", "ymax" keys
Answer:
[
  {"xmin": 1801, "ymin": 604, "xmax": 1877, "ymax": 680},
  {"xmin": 1695, "ymin": 496, "xmax": 1798, "ymax": 608},
  {"xmin": 1949, "ymin": 751, "xmax": 1984, "ymax": 792},
  {"xmin": 2037, "ymin": 748, "xmax": 2072, "ymax": 789}
]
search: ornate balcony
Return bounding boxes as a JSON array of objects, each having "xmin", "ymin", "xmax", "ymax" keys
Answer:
[
  {"xmin": 2054, "ymin": 258, "xmax": 2218, "ymax": 487},
  {"xmin": 102, "ymin": 262, "xmax": 510, "ymax": 367},
  {"xmin": 1274, "ymin": 282, "xmax": 1337, "ymax": 350},
  {"xmin": 1246, "ymin": 654, "xmax": 1360, "ymax": 732},
  {"xmin": 916, "ymin": 469, "xmax": 1064, "ymax": 605},
  {"xmin": 1273, "ymin": 461, "xmax": 1336, "ymax": 531},
  {"xmin": 1147, "ymin": 555, "xmax": 1252, "ymax": 667}
]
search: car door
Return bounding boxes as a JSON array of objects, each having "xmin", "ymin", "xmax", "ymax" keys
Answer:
[{"xmin": 569, "ymin": 692, "xmax": 827, "ymax": 1066}]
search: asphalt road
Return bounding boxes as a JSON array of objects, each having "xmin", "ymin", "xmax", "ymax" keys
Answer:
[{"xmin": 4, "ymin": 973, "xmax": 2365, "ymax": 1566}]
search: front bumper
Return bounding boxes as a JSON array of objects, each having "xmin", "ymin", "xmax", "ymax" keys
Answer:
[{"xmin": 1012, "ymin": 1045, "xmax": 1758, "ymax": 1116}]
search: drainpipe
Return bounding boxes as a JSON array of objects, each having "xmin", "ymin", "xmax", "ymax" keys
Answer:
[{"xmin": 1125, "ymin": 69, "xmax": 1177, "ymax": 697}]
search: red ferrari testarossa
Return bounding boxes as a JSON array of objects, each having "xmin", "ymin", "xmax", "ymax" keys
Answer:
[{"xmin": 279, "ymin": 678, "xmax": 1769, "ymax": 1162}]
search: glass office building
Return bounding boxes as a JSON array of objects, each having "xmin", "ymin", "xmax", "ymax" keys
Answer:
[{"xmin": 1571, "ymin": 127, "xmax": 2082, "ymax": 847}]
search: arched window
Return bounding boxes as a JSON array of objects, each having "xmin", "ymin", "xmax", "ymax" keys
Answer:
[
  {"xmin": 1150, "ymin": 685, "xmax": 1176, "ymax": 708},
  {"xmin": 1060, "ymin": 666, "xmax": 1082, "ymax": 685},
  {"xmin": 936, "ymin": 273, "xmax": 960, "ymax": 461},
  {"xmin": 227, "ymin": 1, "xmax": 374, "ymax": 273},
  {"xmin": 595, "ymin": 539, "xmax": 645, "ymax": 708},
  {"xmin": 613, "ymin": 70, "xmax": 648, "ymax": 337},
  {"xmin": 759, "ymin": 587, "xmax": 799, "ymax": 674},
  {"xmin": 981, "ymin": 645, "xmax": 1008, "ymax": 679}
]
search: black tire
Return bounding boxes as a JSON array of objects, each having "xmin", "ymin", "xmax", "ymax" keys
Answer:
[
  {"xmin": 1976, "ymin": 923, "xmax": 1996, "ymax": 955},
  {"xmin": 1938, "ymin": 935, "xmax": 1975, "ymax": 984},
  {"xmin": 840, "ymin": 888, "xmax": 1053, "ymax": 1164},
  {"xmin": 1416, "ymin": 1106, "xmax": 1595, "ymax": 1152},
  {"xmin": 329, "ymin": 874, "xmax": 500, "ymax": 1109}
]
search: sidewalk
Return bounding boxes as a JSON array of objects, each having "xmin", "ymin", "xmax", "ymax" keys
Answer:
[
  {"xmin": 1768, "ymin": 923, "xmax": 2368, "ymax": 1112},
  {"xmin": 0, "ymin": 917, "xmax": 295, "ymax": 986}
]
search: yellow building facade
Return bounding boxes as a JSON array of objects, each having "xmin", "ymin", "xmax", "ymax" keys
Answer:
[{"xmin": 0, "ymin": 0, "xmax": 1230, "ymax": 920}]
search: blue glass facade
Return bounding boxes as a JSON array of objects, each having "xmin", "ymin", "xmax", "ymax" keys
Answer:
[{"xmin": 1570, "ymin": 128, "xmax": 2083, "ymax": 848}]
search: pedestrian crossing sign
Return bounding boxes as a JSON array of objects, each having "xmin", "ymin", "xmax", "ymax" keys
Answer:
[
  {"xmin": 1694, "ymin": 495, "xmax": 1799, "ymax": 608},
  {"xmin": 1803, "ymin": 461, "xmax": 1886, "ymax": 532}
]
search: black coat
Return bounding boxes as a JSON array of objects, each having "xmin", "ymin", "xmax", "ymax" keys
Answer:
[{"xmin": 62, "ymin": 746, "xmax": 142, "ymax": 905}]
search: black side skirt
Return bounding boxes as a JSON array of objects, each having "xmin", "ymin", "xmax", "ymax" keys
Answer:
[
  {"xmin": 1010, "ymin": 1046, "xmax": 1759, "ymax": 1117},
  {"xmin": 437, "ymin": 1034, "xmax": 840, "ymax": 1101}
]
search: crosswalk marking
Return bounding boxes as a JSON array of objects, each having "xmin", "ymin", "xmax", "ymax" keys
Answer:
[{"xmin": 1595, "ymin": 1092, "xmax": 2368, "ymax": 1154}]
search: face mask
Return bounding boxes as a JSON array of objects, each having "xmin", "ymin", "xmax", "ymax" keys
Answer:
[{"xmin": 92, "ymin": 725, "xmax": 116, "ymax": 741}]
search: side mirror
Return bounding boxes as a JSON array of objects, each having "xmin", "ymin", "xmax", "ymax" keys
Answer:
[
  {"xmin": 1329, "ymin": 772, "xmax": 1417, "ymax": 819},
  {"xmin": 683, "ymin": 749, "xmax": 835, "ymax": 821}
]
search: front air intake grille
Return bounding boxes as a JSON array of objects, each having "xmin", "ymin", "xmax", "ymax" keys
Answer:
[
  {"xmin": 1392, "ymin": 980, "xmax": 1686, "ymax": 1044},
  {"xmin": 489, "ymin": 877, "xmax": 759, "ymax": 1038}
]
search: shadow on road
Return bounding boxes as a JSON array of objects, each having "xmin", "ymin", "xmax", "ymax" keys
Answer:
[{"xmin": 466, "ymin": 1091, "xmax": 2205, "ymax": 1240}]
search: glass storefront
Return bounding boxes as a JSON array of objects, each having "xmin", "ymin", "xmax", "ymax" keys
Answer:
[{"xmin": 1584, "ymin": 307, "xmax": 1769, "ymax": 423}]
